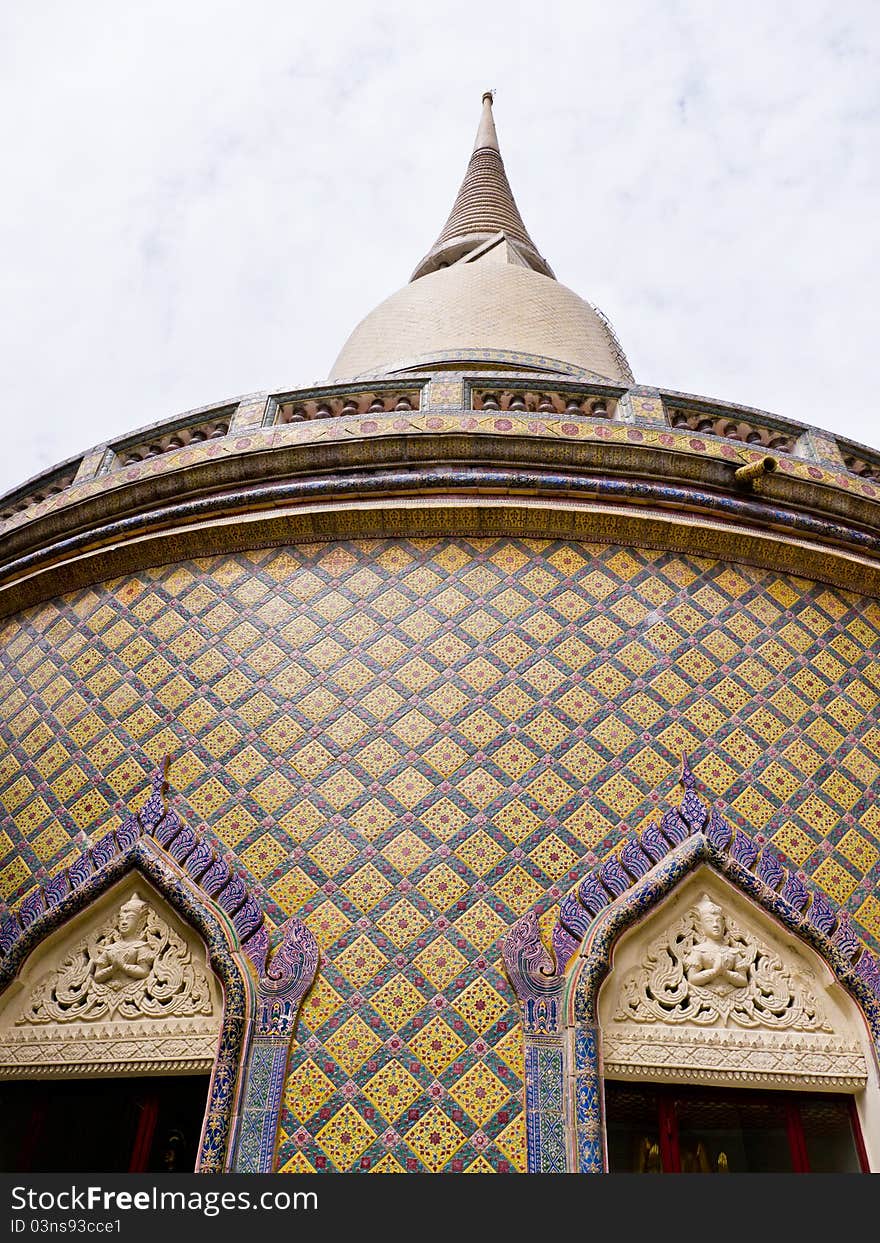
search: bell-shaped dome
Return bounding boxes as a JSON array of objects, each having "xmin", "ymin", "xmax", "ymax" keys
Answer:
[
  {"xmin": 328, "ymin": 93, "xmax": 632, "ymax": 385},
  {"xmin": 329, "ymin": 256, "xmax": 633, "ymax": 382}
]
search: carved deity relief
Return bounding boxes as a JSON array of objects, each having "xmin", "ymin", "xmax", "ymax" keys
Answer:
[
  {"xmin": 615, "ymin": 893, "xmax": 830, "ymax": 1031},
  {"xmin": 18, "ymin": 892, "xmax": 213, "ymax": 1026},
  {"xmin": 599, "ymin": 879, "xmax": 868, "ymax": 1090},
  {"xmin": 0, "ymin": 880, "xmax": 222, "ymax": 1078}
]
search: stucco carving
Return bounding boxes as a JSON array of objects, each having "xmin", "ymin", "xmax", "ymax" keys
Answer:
[
  {"xmin": 616, "ymin": 893, "xmax": 830, "ymax": 1032},
  {"xmin": 0, "ymin": 877, "xmax": 221, "ymax": 1077},
  {"xmin": 18, "ymin": 892, "xmax": 213, "ymax": 1026},
  {"xmin": 601, "ymin": 1029, "xmax": 867, "ymax": 1088},
  {"xmin": 599, "ymin": 873, "xmax": 868, "ymax": 1090}
]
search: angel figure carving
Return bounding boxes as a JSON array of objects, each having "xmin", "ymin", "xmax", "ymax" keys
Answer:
[
  {"xmin": 92, "ymin": 894, "xmax": 156, "ymax": 987},
  {"xmin": 614, "ymin": 892, "xmax": 831, "ymax": 1031},
  {"xmin": 683, "ymin": 895, "xmax": 749, "ymax": 992},
  {"xmin": 18, "ymin": 891, "xmax": 213, "ymax": 1024}
]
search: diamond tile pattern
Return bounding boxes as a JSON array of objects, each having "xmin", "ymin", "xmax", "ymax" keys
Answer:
[{"xmin": 2, "ymin": 538, "xmax": 880, "ymax": 1172}]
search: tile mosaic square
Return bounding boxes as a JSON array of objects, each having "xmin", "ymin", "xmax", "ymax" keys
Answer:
[{"xmin": 403, "ymin": 1106, "xmax": 466, "ymax": 1172}]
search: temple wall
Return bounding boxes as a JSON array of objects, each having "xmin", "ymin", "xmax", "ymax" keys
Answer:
[{"xmin": 2, "ymin": 536, "xmax": 880, "ymax": 1171}]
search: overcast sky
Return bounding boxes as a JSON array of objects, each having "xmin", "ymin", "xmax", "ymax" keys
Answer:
[{"xmin": 1, "ymin": 1, "xmax": 878, "ymax": 496}]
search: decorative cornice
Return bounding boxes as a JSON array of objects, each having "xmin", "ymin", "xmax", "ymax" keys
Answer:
[
  {"xmin": 6, "ymin": 447, "xmax": 880, "ymax": 619},
  {"xmin": 5, "ymin": 374, "xmax": 880, "ymax": 558},
  {"xmin": 1, "ymin": 1060, "xmax": 216, "ymax": 1078}
]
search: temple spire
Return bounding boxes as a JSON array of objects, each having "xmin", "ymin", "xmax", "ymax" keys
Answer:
[{"xmin": 410, "ymin": 92, "xmax": 554, "ymax": 282}]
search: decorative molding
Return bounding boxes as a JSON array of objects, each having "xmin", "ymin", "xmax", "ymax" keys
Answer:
[
  {"xmin": 0, "ymin": 1033, "xmax": 217, "ymax": 1078},
  {"xmin": 601, "ymin": 1027, "xmax": 867, "ymax": 1089},
  {"xmin": 9, "ymin": 414, "xmax": 880, "ymax": 621}
]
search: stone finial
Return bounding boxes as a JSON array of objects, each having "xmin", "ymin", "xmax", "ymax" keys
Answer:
[{"xmin": 474, "ymin": 90, "xmax": 500, "ymax": 153}]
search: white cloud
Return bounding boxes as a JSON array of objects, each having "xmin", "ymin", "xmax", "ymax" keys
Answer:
[{"xmin": 1, "ymin": 0, "xmax": 878, "ymax": 494}]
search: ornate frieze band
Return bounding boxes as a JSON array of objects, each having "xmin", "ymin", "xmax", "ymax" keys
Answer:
[
  {"xmin": 601, "ymin": 1028, "xmax": 867, "ymax": 1088},
  {"xmin": 7, "ymin": 460, "xmax": 880, "ymax": 613}
]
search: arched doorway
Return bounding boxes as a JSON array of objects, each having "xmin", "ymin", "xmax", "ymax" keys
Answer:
[
  {"xmin": 504, "ymin": 808, "xmax": 880, "ymax": 1173},
  {"xmin": 592, "ymin": 866, "xmax": 877, "ymax": 1172},
  {"xmin": 0, "ymin": 871, "xmax": 226, "ymax": 1173}
]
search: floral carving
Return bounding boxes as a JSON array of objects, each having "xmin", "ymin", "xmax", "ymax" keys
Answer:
[
  {"xmin": 18, "ymin": 893, "xmax": 213, "ymax": 1025},
  {"xmin": 615, "ymin": 893, "xmax": 830, "ymax": 1032}
]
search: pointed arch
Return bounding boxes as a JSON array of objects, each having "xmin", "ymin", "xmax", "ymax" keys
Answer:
[
  {"xmin": 0, "ymin": 760, "xmax": 318, "ymax": 1173},
  {"xmin": 0, "ymin": 834, "xmax": 251, "ymax": 1172},
  {"xmin": 503, "ymin": 759, "xmax": 880, "ymax": 1173}
]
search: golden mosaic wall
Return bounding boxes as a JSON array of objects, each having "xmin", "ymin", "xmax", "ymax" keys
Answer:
[{"xmin": 2, "ymin": 538, "xmax": 880, "ymax": 1172}]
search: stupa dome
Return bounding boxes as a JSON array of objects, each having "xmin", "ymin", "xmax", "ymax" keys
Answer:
[
  {"xmin": 1, "ymin": 90, "xmax": 879, "ymax": 1181},
  {"xmin": 329, "ymin": 259, "xmax": 633, "ymax": 382},
  {"xmin": 330, "ymin": 92, "xmax": 632, "ymax": 384}
]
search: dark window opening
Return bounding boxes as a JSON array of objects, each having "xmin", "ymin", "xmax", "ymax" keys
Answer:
[
  {"xmin": 605, "ymin": 1081, "xmax": 867, "ymax": 1173},
  {"xmin": 0, "ymin": 1074, "xmax": 210, "ymax": 1173}
]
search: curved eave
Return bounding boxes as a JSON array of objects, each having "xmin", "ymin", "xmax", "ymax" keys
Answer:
[{"xmin": 8, "ymin": 492, "xmax": 880, "ymax": 620}]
